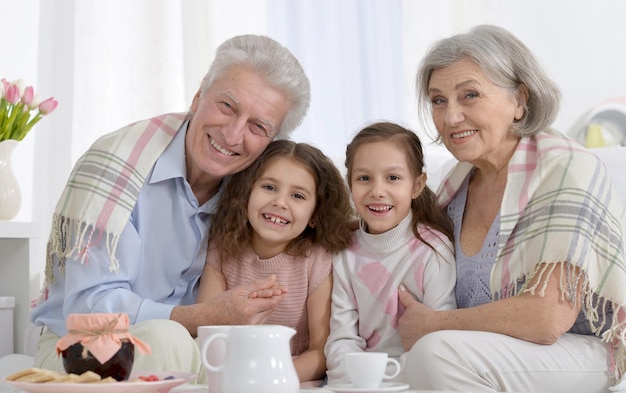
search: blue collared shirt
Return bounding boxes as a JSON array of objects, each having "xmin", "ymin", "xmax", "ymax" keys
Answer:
[{"xmin": 31, "ymin": 121, "xmax": 221, "ymax": 336}]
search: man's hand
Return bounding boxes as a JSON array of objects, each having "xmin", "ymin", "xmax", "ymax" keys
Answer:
[
  {"xmin": 172, "ymin": 275, "xmax": 286, "ymax": 336},
  {"xmin": 211, "ymin": 274, "xmax": 286, "ymax": 325},
  {"xmin": 397, "ymin": 284, "xmax": 437, "ymax": 351}
]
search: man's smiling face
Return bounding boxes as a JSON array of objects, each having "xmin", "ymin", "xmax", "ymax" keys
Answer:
[{"xmin": 186, "ymin": 65, "xmax": 291, "ymax": 186}]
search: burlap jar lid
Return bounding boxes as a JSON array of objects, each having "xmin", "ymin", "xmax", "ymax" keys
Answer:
[{"xmin": 56, "ymin": 313, "xmax": 151, "ymax": 364}]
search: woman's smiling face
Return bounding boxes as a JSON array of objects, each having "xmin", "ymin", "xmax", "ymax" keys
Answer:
[{"xmin": 428, "ymin": 58, "xmax": 525, "ymax": 168}]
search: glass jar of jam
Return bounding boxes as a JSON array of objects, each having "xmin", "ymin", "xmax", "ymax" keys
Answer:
[{"xmin": 56, "ymin": 313, "xmax": 151, "ymax": 381}]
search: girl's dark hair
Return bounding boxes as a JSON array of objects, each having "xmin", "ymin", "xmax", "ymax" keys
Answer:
[
  {"xmin": 345, "ymin": 121, "xmax": 453, "ymax": 251},
  {"xmin": 210, "ymin": 139, "xmax": 356, "ymax": 262}
]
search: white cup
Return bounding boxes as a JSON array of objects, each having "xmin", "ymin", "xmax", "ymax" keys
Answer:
[
  {"xmin": 198, "ymin": 325, "xmax": 233, "ymax": 393},
  {"xmin": 345, "ymin": 352, "xmax": 401, "ymax": 389}
]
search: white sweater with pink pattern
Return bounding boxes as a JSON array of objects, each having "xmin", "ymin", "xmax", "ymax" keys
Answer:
[{"xmin": 324, "ymin": 213, "xmax": 457, "ymax": 385}]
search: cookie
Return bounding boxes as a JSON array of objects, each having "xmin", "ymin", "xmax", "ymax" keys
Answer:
[
  {"xmin": 5, "ymin": 367, "xmax": 114, "ymax": 384},
  {"xmin": 5, "ymin": 367, "xmax": 62, "ymax": 383},
  {"xmin": 75, "ymin": 370, "xmax": 102, "ymax": 383}
]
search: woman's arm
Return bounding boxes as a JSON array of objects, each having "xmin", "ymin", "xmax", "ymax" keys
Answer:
[
  {"xmin": 398, "ymin": 262, "xmax": 583, "ymax": 350},
  {"xmin": 293, "ymin": 275, "xmax": 332, "ymax": 382}
]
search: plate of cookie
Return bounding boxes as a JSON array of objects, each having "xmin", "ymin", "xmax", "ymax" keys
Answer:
[{"xmin": 3, "ymin": 368, "xmax": 195, "ymax": 393}]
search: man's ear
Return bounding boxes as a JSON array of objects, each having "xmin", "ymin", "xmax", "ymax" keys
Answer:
[{"xmin": 190, "ymin": 89, "xmax": 202, "ymax": 112}]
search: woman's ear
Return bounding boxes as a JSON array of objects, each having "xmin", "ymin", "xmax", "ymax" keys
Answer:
[{"xmin": 514, "ymin": 83, "xmax": 529, "ymax": 121}]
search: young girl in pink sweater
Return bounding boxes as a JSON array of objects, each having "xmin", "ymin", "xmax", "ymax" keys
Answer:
[{"xmin": 197, "ymin": 139, "xmax": 355, "ymax": 383}]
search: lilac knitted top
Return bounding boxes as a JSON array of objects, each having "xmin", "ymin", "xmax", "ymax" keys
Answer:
[
  {"xmin": 446, "ymin": 171, "xmax": 611, "ymax": 335},
  {"xmin": 446, "ymin": 173, "xmax": 499, "ymax": 309}
]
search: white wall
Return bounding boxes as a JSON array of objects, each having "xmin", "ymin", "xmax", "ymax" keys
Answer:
[{"xmin": 1, "ymin": 0, "xmax": 40, "ymax": 223}]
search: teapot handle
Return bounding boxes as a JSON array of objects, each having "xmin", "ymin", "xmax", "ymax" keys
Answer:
[{"xmin": 201, "ymin": 332, "xmax": 228, "ymax": 372}]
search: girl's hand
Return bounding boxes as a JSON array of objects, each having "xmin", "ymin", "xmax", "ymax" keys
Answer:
[{"xmin": 248, "ymin": 274, "xmax": 288, "ymax": 298}]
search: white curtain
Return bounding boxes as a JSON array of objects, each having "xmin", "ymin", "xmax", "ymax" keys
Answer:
[
  {"xmin": 267, "ymin": 0, "xmax": 406, "ymax": 165},
  {"xmin": 68, "ymin": 0, "xmax": 407, "ymax": 168},
  {"xmin": 24, "ymin": 0, "xmax": 409, "ymax": 285},
  {"xmin": 34, "ymin": 0, "xmax": 408, "ymax": 223}
]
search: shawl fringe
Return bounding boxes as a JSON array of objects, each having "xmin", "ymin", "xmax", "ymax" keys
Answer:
[
  {"xmin": 497, "ymin": 261, "xmax": 625, "ymax": 380},
  {"xmin": 36, "ymin": 213, "xmax": 122, "ymax": 308},
  {"xmin": 603, "ymin": 307, "xmax": 626, "ymax": 380},
  {"xmin": 46, "ymin": 213, "xmax": 121, "ymax": 281}
]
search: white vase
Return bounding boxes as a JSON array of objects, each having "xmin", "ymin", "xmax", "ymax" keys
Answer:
[{"xmin": 0, "ymin": 139, "xmax": 22, "ymax": 220}]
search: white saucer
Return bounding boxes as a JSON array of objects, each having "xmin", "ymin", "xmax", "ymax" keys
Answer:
[{"xmin": 325, "ymin": 382, "xmax": 409, "ymax": 393}]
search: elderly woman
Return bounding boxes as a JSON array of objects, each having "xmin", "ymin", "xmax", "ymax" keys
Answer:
[{"xmin": 397, "ymin": 25, "xmax": 626, "ymax": 392}]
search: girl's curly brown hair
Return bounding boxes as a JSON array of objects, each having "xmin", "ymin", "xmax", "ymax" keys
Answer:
[
  {"xmin": 345, "ymin": 122, "xmax": 454, "ymax": 251},
  {"xmin": 209, "ymin": 139, "xmax": 356, "ymax": 263}
]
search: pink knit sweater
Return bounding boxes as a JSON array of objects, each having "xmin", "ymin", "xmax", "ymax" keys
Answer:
[{"xmin": 206, "ymin": 244, "xmax": 332, "ymax": 355}]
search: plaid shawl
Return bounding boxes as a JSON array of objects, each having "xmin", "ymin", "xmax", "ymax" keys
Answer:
[
  {"xmin": 437, "ymin": 131, "xmax": 626, "ymax": 380},
  {"xmin": 41, "ymin": 112, "xmax": 188, "ymax": 296}
]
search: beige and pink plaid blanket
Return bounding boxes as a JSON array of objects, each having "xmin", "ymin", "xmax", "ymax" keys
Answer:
[
  {"xmin": 41, "ymin": 112, "xmax": 188, "ymax": 294},
  {"xmin": 438, "ymin": 130, "xmax": 626, "ymax": 380}
]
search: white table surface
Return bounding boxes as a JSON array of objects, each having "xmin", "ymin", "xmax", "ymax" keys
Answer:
[{"xmin": 172, "ymin": 385, "xmax": 464, "ymax": 393}]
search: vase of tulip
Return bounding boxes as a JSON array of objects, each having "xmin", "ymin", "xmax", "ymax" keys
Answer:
[
  {"xmin": 0, "ymin": 139, "xmax": 21, "ymax": 219},
  {"xmin": 0, "ymin": 78, "xmax": 58, "ymax": 220}
]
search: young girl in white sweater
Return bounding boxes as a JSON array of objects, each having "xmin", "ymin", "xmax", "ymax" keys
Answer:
[{"xmin": 324, "ymin": 122, "xmax": 457, "ymax": 386}]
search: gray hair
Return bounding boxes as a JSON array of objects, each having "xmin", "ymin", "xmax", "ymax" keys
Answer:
[
  {"xmin": 199, "ymin": 34, "xmax": 311, "ymax": 139},
  {"xmin": 416, "ymin": 24, "xmax": 561, "ymax": 137}
]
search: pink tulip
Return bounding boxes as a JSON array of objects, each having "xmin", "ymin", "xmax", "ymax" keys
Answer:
[
  {"xmin": 5, "ymin": 84, "xmax": 20, "ymax": 104},
  {"xmin": 39, "ymin": 97, "xmax": 58, "ymax": 114},
  {"xmin": 13, "ymin": 79, "xmax": 25, "ymax": 97},
  {"xmin": 1, "ymin": 77, "xmax": 59, "ymax": 141},
  {"xmin": 21, "ymin": 86, "xmax": 34, "ymax": 105},
  {"xmin": 28, "ymin": 93, "xmax": 41, "ymax": 110}
]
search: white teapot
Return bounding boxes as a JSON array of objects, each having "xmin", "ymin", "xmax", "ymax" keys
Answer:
[{"xmin": 201, "ymin": 324, "xmax": 299, "ymax": 393}]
